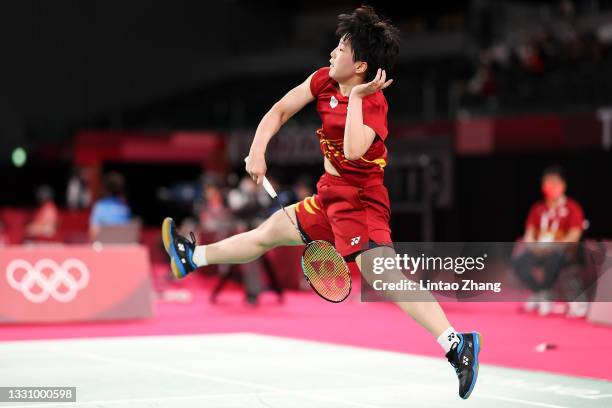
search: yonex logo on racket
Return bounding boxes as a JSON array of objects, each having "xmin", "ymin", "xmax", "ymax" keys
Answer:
[
  {"xmin": 309, "ymin": 259, "xmax": 348, "ymax": 290},
  {"xmin": 5, "ymin": 258, "xmax": 90, "ymax": 303}
]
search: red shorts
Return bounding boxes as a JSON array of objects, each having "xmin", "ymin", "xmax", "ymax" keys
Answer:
[{"xmin": 295, "ymin": 173, "xmax": 392, "ymax": 259}]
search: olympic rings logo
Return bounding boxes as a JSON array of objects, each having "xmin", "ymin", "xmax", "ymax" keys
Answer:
[{"xmin": 6, "ymin": 258, "xmax": 90, "ymax": 303}]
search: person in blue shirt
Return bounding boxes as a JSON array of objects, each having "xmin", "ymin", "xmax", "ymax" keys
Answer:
[{"xmin": 89, "ymin": 172, "xmax": 132, "ymax": 239}]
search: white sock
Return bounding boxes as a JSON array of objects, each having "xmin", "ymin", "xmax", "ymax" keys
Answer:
[
  {"xmin": 192, "ymin": 245, "xmax": 208, "ymax": 267},
  {"xmin": 437, "ymin": 326, "xmax": 460, "ymax": 354}
]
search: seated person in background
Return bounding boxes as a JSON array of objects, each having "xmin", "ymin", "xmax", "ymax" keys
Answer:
[
  {"xmin": 211, "ymin": 175, "xmax": 284, "ymax": 305},
  {"xmin": 66, "ymin": 166, "xmax": 92, "ymax": 210},
  {"xmin": 292, "ymin": 174, "xmax": 314, "ymax": 202},
  {"xmin": 199, "ymin": 175, "xmax": 233, "ymax": 236},
  {"xmin": 25, "ymin": 185, "xmax": 59, "ymax": 240},
  {"xmin": 89, "ymin": 172, "xmax": 132, "ymax": 239},
  {"xmin": 513, "ymin": 166, "xmax": 585, "ymax": 316}
]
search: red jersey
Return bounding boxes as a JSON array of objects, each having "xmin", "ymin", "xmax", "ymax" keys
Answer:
[
  {"xmin": 525, "ymin": 196, "xmax": 585, "ymax": 241},
  {"xmin": 310, "ymin": 67, "xmax": 389, "ymax": 187}
]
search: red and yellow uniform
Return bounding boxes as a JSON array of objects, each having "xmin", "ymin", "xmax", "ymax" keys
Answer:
[
  {"xmin": 525, "ymin": 196, "xmax": 585, "ymax": 242},
  {"xmin": 295, "ymin": 67, "xmax": 392, "ymax": 259}
]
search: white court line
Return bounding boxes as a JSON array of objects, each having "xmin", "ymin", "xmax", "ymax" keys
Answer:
[
  {"xmin": 0, "ymin": 387, "xmax": 572, "ymax": 408},
  {"xmin": 55, "ymin": 348, "xmax": 279, "ymax": 392},
  {"xmin": 2, "ymin": 335, "xmax": 588, "ymax": 408},
  {"xmin": 353, "ymin": 384, "xmax": 572, "ymax": 408},
  {"xmin": 479, "ymin": 394, "xmax": 571, "ymax": 408},
  {"xmin": 51, "ymin": 348, "xmax": 383, "ymax": 408},
  {"xmin": 0, "ymin": 393, "xmax": 240, "ymax": 408},
  {"xmin": 178, "ymin": 340, "xmax": 445, "ymax": 381},
  {"xmin": 39, "ymin": 344, "xmax": 574, "ymax": 408},
  {"xmin": 173, "ymin": 340, "xmax": 594, "ymax": 404},
  {"xmin": 0, "ymin": 390, "xmax": 371, "ymax": 408},
  {"xmin": 3, "ymin": 349, "xmax": 568, "ymax": 408}
]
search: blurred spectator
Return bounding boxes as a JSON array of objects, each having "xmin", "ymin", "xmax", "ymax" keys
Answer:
[
  {"xmin": 199, "ymin": 174, "xmax": 233, "ymax": 235},
  {"xmin": 25, "ymin": 185, "xmax": 59, "ymax": 240},
  {"xmin": 66, "ymin": 166, "xmax": 92, "ymax": 210},
  {"xmin": 460, "ymin": 4, "xmax": 611, "ymax": 114},
  {"xmin": 261, "ymin": 175, "xmax": 295, "ymax": 219},
  {"xmin": 227, "ymin": 176, "xmax": 268, "ymax": 223},
  {"xmin": 467, "ymin": 63, "xmax": 496, "ymax": 96},
  {"xmin": 512, "ymin": 166, "xmax": 586, "ymax": 316},
  {"xmin": 596, "ymin": 22, "xmax": 612, "ymax": 45},
  {"xmin": 211, "ymin": 175, "xmax": 283, "ymax": 305},
  {"xmin": 292, "ymin": 174, "xmax": 314, "ymax": 202},
  {"xmin": 517, "ymin": 43, "xmax": 544, "ymax": 73},
  {"xmin": 89, "ymin": 172, "xmax": 132, "ymax": 239}
]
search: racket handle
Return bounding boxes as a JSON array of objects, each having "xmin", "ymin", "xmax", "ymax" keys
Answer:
[
  {"xmin": 244, "ymin": 157, "xmax": 278, "ymax": 198},
  {"xmin": 243, "ymin": 157, "xmax": 306, "ymax": 242},
  {"xmin": 262, "ymin": 177, "xmax": 278, "ymax": 199}
]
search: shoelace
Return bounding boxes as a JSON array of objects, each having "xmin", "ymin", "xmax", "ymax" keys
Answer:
[
  {"xmin": 189, "ymin": 231, "xmax": 197, "ymax": 245},
  {"xmin": 447, "ymin": 342, "xmax": 460, "ymax": 374}
]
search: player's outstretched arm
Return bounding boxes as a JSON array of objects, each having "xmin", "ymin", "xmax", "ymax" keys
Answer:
[{"xmin": 246, "ymin": 71, "xmax": 317, "ymax": 185}]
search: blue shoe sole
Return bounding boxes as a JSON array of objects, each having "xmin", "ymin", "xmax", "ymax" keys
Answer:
[
  {"xmin": 462, "ymin": 332, "xmax": 482, "ymax": 400},
  {"xmin": 161, "ymin": 217, "xmax": 187, "ymax": 279}
]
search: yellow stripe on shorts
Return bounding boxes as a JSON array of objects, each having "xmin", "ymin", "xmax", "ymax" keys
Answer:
[
  {"xmin": 309, "ymin": 195, "xmax": 320, "ymax": 210},
  {"xmin": 303, "ymin": 197, "xmax": 316, "ymax": 215}
]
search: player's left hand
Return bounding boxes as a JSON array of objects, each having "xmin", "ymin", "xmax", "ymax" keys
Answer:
[{"xmin": 350, "ymin": 68, "xmax": 393, "ymax": 98}]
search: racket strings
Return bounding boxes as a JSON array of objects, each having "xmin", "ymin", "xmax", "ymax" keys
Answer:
[{"xmin": 302, "ymin": 241, "xmax": 351, "ymax": 302}]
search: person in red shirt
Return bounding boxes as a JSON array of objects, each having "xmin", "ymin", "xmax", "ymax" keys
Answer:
[
  {"xmin": 513, "ymin": 166, "xmax": 586, "ymax": 315},
  {"xmin": 25, "ymin": 185, "xmax": 59, "ymax": 241},
  {"xmin": 162, "ymin": 6, "xmax": 481, "ymax": 399}
]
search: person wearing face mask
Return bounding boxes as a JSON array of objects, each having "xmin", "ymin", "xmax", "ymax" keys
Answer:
[{"xmin": 513, "ymin": 166, "xmax": 586, "ymax": 316}]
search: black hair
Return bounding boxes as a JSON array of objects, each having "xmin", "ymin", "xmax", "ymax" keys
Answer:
[
  {"xmin": 541, "ymin": 165, "xmax": 565, "ymax": 182},
  {"xmin": 336, "ymin": 5, "xmax": 400, "ymax": 82}
]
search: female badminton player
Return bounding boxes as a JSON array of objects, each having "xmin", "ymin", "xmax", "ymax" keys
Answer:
[{"xmin": 162, "ymin": 6, "xmax": 481, "ymax": 399}]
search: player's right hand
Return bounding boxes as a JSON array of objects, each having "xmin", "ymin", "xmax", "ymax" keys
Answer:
[
  {"xmin": 245, "ymin": 154, "xmax": 267, "ymax": 185},
  {"xmin": 350, "ymin": 68, "xmax": 393, "ymax": 98}
]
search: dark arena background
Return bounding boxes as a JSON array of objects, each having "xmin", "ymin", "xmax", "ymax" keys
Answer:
[{"xmin": 0, "ymin": 1, "xmax": 611, "ymax": 407}]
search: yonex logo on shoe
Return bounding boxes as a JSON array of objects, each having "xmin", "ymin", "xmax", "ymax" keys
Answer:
[
  {"xmin": 350, "ymin": 236, "xmax": 361, "ymax": 246},
  {"xmin": 463, "ymin": 356, "xmax": 470, "ymax": 365},
  {"xmin": 178, "ymin": 243, "xmax": 185, "ymax": 251}
]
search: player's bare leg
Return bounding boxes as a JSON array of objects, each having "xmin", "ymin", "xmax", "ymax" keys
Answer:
[
  {"xmin": 355, "ymin": 246, "xmax": 451, "ymax": 336},
  {"xmin": 356, "ymin": 246, "xmax": 482, "ymax": 399},
  {"xmin": 161, "ymin": 204, "xmax": 303, "ymax": 278},
  {"xmin": 205, "ymin": 204, "xmax": 303, "ymax": 264}
]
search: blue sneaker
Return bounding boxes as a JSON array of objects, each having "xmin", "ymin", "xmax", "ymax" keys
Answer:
[
  {"xmin": 161, "ymin": 217, "xmax": 198, "ymax": 279},
  {"xmin": 446, "ymin": 332, "xmax": 482, "ymax": 399}
]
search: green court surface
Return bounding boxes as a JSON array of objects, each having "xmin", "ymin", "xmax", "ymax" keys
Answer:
[{"xmin": 0, "ymin": 333, "xmax": 610, "ymax": 407}]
